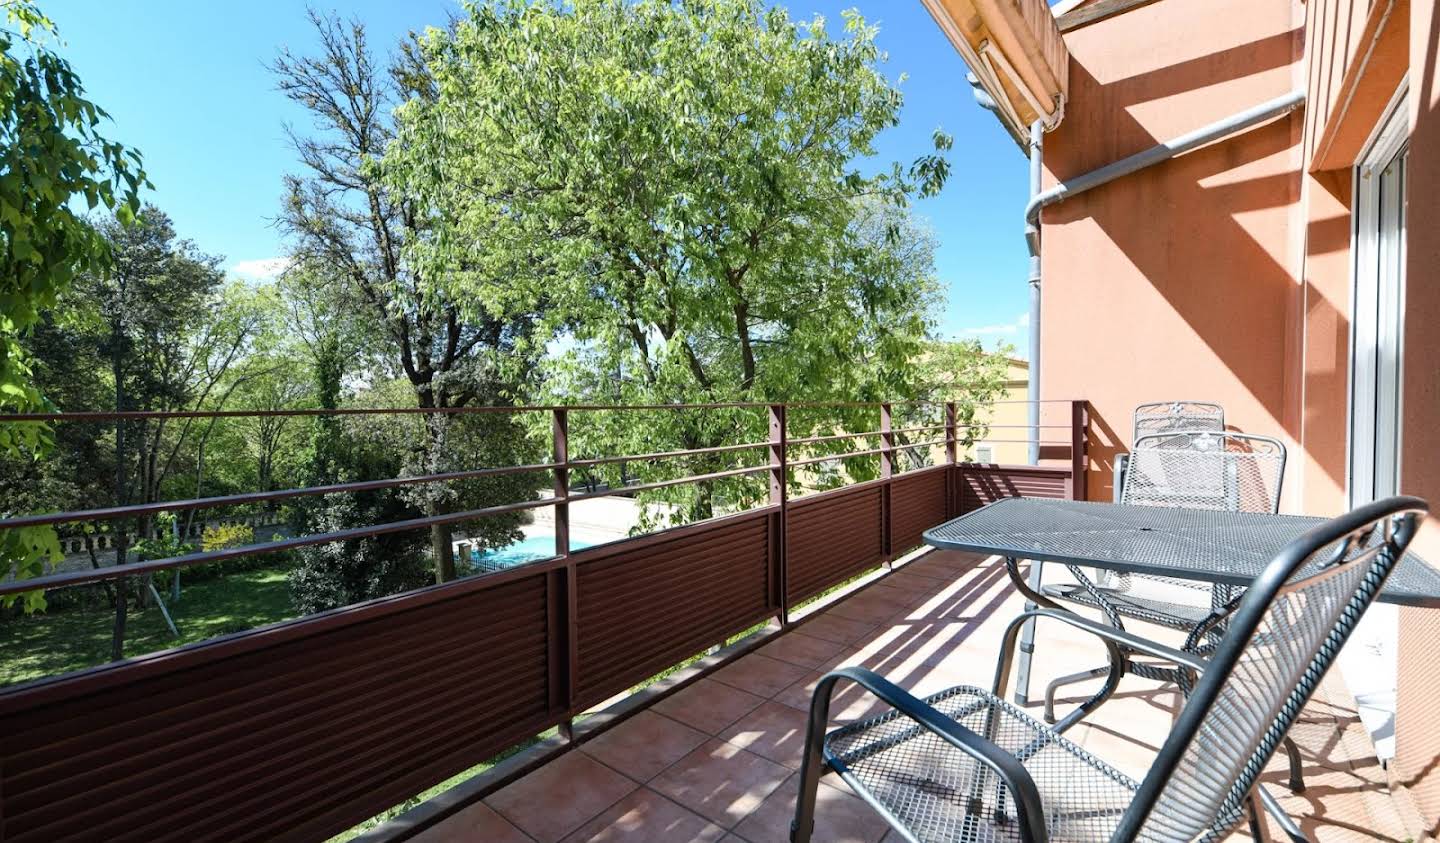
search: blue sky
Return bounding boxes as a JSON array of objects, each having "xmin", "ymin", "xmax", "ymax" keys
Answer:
[{"xmin": 47, "ymin": 0, "xmax": 1032, "ymax": 352}]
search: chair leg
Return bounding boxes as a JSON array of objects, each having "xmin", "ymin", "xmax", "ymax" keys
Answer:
[
  {"xmin": 1043, "ymin": 664, "xmax": 1111, "ymax": 724},
  {"xmin": 1246, "ymin": 796, "xmax": 1266, "ymax": 842},
  {"xmin": 1257, "ymin": 784, "xmax": 1309, "ymax": 842},
  {"xmin": 1282, "ymin": 736, "xmax": 1306, "ymax": 793},
  {"xmin": 792, "ymin": 673, "xmax": 845, "ymax": 843}
]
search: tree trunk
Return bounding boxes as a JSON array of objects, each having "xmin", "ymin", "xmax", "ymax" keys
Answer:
[
  {"xmin": 110, "ymin": 324, "xmax": 130, "ymax": 661},
  {"xmin": 421, "ymin": 403, "xmax": 455, "ymax": 583},
  {"xmin": 110, "ymin": 571, "xmax": 128, "ymax": 662},
  {"xmin": 431, "ymin": 521, "xmax": 456, "ymax": 584}
]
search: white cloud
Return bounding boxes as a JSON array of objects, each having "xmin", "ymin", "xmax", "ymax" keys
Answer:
[
  {"xmin": 229, "ymin": 257, "xmax": 291, "ymax": 281},
  {"xmin": 956, "ymin": 312, "xmax": 1030, "ymax": 337}
]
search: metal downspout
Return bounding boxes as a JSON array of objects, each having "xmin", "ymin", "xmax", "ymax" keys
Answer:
[
  {"xmin": 1019, "ymin": 89, "xmax": 1305, "ymax": 466},
  {"xmin": 1027, "ymin": 121, "xmax": 1044, "ymax": 466},
  {"xmin": 1024, "ymin": 90, "xmax": 1306, "ymax": 229}
]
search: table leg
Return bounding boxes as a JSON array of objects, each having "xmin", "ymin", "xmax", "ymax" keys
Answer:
[{"xmin": 1008, "ymin": 556, "xmax": 1045, "ymax": 706}]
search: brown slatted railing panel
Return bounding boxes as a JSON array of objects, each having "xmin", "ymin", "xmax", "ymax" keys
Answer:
[
  {"xmin": 786, "ymin": 483, "xmax": 884, "ymax": 604},
  {"xmin": 955, "ymin": 464, "xmax": 1073, "ymax": 513},
  {"xmin": 0, "ymin": 574, "xmax": 555, "ymax": 843},
  {"xmin": 889, "ymin": 467, "xmax": 949, "ymax": 555},
  {"xmin": 573, "ymin": 511, "xmax": 772, "ymax": 709}
]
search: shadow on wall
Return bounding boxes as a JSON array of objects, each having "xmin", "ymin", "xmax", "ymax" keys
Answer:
[
  {"xmin": 1044, "ymin": 34, "xmax": 1303, "ymax": 438},
  {"xmin": 1300, "ymin": 172, "xmax": 1354, "ymax": 496},
  {"xmin": 1085, "ymin": 410, "xmax": 1126, "ymax": 502},
  {"xmin": 1394, "ymin": 2, "xmax": 1440, "ymax": 835}
]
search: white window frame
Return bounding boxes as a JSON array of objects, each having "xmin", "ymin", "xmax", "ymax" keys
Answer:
[
  {"xmin": 1347, "ymin": 80, "xmax": 1410, "ymax": 510},
  {"xmin": 1341, "ymin": 79, "xmax": 1409, "ymax": 761}
]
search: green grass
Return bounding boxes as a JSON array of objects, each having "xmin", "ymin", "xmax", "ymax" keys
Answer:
[{"xmin": 0, "ymin": 566, "xmax": 294, "ymax": 688}]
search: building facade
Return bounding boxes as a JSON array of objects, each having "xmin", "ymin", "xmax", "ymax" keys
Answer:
[{"xmin": 926, "ymin": 0, "xmax": 1440, "ymax": 831}]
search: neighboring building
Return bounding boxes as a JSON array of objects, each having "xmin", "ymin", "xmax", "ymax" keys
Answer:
[
  {"xmin": 963, "ymin": 356, "xmax": 1030, "ymax": 466},
  {"xmin": 925, "ymin": 0, "xmax": 1440, "ymax": 828}
]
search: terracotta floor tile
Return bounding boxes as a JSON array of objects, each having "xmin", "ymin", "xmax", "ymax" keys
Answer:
[
  {"xmin": 859, "ymin": 583, "xmax": 917, "ymax": 605},
  {"xmin": 733, "ymin": 773, "xmax": 890, "ymax": 843},
  {"xmin": 410, "ymin": 802, "xmax": 534, "ymax": 843},
  {"xmin": 772, "ymin": 670, "xmax": 888, "ymax": 724},
  {"xmin": 450, "ymin": 548, "xmax": 1414, "ymax": 843},
  {"xmin": 825, "ymin": 593, "xmax": 910, "ymax": 625},
  {"xmin": 559, "ymin": 788, "xmax": 726, "ymax": 843},
  {"xmin": 710, "ymin": 654, "xmax": 812, "ymax": 698},
  {"xmin": 878, "ymin": 570, "xmax": 954, "ymax": 595},
  {"xmin": 909, "ymin": 550, "xmax": 988, "ymax": 575},
  {"xmin": 486, "ymin": 751, "xmax": 638, "ymax": 843},
  {"xmin": 650, "ymin": 739, "xmax": 790, "ymax": 828},
  {"xmin": 756, "ymin": 631, "xmax": 847, "ymax": 670},
  {"xmin": 794, "ymin": 613, "xmax": 878, "ymax": 645},
  {"xmin": 718, "ymin": 700, "xmax": 812, "ymax": 769},
  {"xmin": 653, "ymin": 678, "xmax": 766, "ymax": 735},
  {"xmin": 581, "ymin": 710, "xmax": 710, "ymax": 783}
]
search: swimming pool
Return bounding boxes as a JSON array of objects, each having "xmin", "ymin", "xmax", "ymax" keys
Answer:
[{"xmin": 473, "ymin": 534, "xmax": 594, "ymax": 569}]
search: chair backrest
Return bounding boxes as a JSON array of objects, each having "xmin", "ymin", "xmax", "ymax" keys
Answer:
[
  {"xmin": 1132, "ymin": 401, "xmax": 1225, "ymax": 444},
  {"xmin": 1115, "ymin": 496, "xmax": 1427, "ymax": 842},
  {"xmin": 1121, "ymin": 432, "xmax": 1286, "ymax": 515}
]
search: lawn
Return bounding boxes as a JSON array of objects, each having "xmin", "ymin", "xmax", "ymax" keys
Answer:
[{"xmin": 0, "ymin": 566, "xmax": 294, "ymax": 688}]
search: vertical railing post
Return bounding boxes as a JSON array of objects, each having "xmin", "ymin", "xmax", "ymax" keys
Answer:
[
  {"xmin": 880, "ymin": 403, "xmax": 894, "ymax": 564},
  {"xmin": 546, "ymin": 566, "xmax": 574, "ymax": 740},
  {"xmin": 552, "ymin": 408, "xmax": 570, "ymax": 557},
  {"xmin": 549, "ymin": 408, "xmax": 575, "ymax": 740},
  {"xmin": 945, "ymin": 401, "xmax": 958, "ymax": 517},
  {"xmin": 1070, "ymin": 400, "xmax": 1089, "ymax": 502},
  {"xmin": 768, "ymin": 404, "xmax": 788, "ymax": 625}
]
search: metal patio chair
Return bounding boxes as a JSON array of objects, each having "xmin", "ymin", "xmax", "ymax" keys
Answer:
[
  {"xmin": 791, "ymin": 496, "xmax": 1426, "ymax": 843},
  {"xmin": 1116, "ymin": 401, "xmax": 1226, "ymax": 493},
  {"xmin": 1131, "ymin": 400, "xmax": 1225, "ymax": 442},
  {"xmin": 1039, "ymin": 431, "xmax": 1288, "ymax": 723}
]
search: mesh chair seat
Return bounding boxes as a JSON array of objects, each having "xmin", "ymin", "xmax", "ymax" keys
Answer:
[
  {"xmin": 795, "ymin": 499, "xmax": 1427, "ymax": 843},
  {"xmin": 1054, "ymin": 431, "xmax": 1286, "ymax": 634},
  {"xmin": 826, "ymin": 686, "xmax": 1138, "ymax": 843},
  {"xmin": 1041, "ymin": 582, "xmax": 1214, "ymax": 629}
]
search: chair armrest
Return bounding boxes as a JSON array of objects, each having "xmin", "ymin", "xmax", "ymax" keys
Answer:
[
  {"xmin": 800, "ymin": 667, "xmax": 1049, "ymax": 843},
  {"xmin": 1017, "ymin": 609, "xmax": 1209, "ymax": 672}
]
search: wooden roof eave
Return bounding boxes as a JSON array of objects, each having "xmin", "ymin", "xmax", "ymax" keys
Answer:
[{"xmin": 921, "ymin": 0, "xmax": 1070, "ymax": 142}]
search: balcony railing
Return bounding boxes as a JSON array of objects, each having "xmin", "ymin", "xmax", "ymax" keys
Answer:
[{"xmin": 0, "ymin": 398, "xmax": 1088, "ymax": 843}]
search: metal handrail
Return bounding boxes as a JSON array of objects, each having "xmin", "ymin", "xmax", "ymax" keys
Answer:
[
  {"xmin": 787, "ymin": 430, "xmax": 884, "ymax": 447},
  {"xmin": 0, "ymin": 497, "xmax": 556, "ymax": 598},
  {"xmin": 1, "ymin": 398, "xmax": 1088, "ymax": 599},
  {"xmin": 0, "ymin": 397, "xmax": 1082, "ymax": 424},
  {"xmin": 0, "ymin": 462, "xmax": 562, "ymax": 530},
  {"xmin": 569, "ymin": 441, "xmax": 767, "ymax": 468},
  {"xmin": 568, "ymin": 465, "xmax": 770, "ymax": 501},
  {"xmin": 788, "ymin": 446, "xmax": 889, "ymax": 469}
]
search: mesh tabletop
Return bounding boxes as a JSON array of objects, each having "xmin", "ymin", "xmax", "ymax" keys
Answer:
[{"xmin": 923, "ymin": 497, "xmax": 1440, "ymax": 608}]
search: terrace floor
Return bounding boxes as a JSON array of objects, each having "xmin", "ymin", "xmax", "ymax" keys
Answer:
[{"xmin": 412, "ymin": 549, "xmax": 1421, "ymax": 843}]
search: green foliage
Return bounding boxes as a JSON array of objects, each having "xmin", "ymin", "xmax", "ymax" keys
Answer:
[
  {"xmin": 274, "ymin": 11, "xmax": 544, "ymax": 581},
  {"xmin": 388, "ymin": 0, "xmax": 959, "ymax": 524},
  {"xmin": 200, "ymin": 522, "xmax": 254, "ymax": 553},
  {"xmin": 0, "ymin": 0, "xmax": 145, "ymax": 610},
  {"xmin": 286, "ymin": 414, "xmax": 434, "ymax": 616}
]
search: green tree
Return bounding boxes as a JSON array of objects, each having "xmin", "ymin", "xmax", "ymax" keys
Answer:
[
  {"xmin": 388, "ymin": 0, "xmax": 954, "ymax": 522},
  {"xmin": 0, "ymin": 0, "xmax": 145, "ymax": 609},
  {"xmin": 273, "ymin": 10, "xmax": 542, "ymax": 582},
  {"xmin": 77, "ymin": 207, "xmax": 268, "ymax": 656}
]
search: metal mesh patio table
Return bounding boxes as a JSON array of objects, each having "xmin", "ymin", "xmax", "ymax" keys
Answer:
[{"xmin": 923, "ymin": 496, "xmax": 1440, "ymax": 705}]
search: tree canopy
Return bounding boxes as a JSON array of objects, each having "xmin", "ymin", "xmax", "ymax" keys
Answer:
[
  {"xmin": 0, "ymin": 0, "xmax": 145, "ymax": 607},
  {"xmin": 386, "ymin": 0, "xmax": 973, "ymax": 522}
]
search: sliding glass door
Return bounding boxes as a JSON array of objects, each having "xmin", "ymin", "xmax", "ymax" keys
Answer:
[{"xmin": 1343, "ymin": 89, "xmax": 1408, "ymax": 760}]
